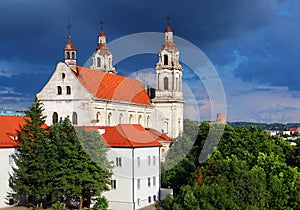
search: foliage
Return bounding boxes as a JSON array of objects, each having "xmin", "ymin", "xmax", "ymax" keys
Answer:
[
  {"xmin": 52, "ymin": 203, "xmax": 67, "ymax": 210},
  {"xmin": 11, "ymin": 99, "xmax": 112, "ymax": 209},
  {"xmin": 48, "ymin": 119, "xmax": 112, "ymax": 209},
  {"xmin": 11, "ymin": 97, "xmax": 50, "ymax": 208},
  {"xmin": 158, "ymin": 122, "xmax": 300, "ymax": 209},
  {"xmin": 92, "ymin": 196, "xmax": 108, "ymax": 210}
]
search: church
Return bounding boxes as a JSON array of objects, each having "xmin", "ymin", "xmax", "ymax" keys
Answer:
[{"xmin": 36, "ymin": 24, "xmax": 184, "ymax": 210}]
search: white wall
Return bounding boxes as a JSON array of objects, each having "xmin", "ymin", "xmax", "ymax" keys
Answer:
[
  {"xmin": 0, "ymin": 148, "xmax": 15, "ymax": 208},
  {"xmin": 103, "ymin": 147, "xmax": 160, "ymax": 210}
]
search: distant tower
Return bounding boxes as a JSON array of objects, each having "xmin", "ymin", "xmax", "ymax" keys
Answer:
[
  {"xmin": 91, "ymin": 21, "xmax": 116, "ymax": 74},
  {"xmin": 64, "ymin": 22, "xmax": 77, "ymax": 71},
  {"xmin": 153, "ymin": 20, "xmax": 184, "ymax": 139}
]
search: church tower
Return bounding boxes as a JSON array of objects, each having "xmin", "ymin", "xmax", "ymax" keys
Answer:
[
  {"xmin": 64, "ymin": 22, "xmax": 77, "ymax": 71},
  {"xmin": 91, "ymin": 26, "xmax": 116, "ymax": 74},
  {"xmin": 153, "ymin": 25, "xmax": 184, "ymax": 139}
]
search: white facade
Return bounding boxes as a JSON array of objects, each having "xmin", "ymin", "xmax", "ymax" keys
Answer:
[
  {"xmin": 37, "ymin": 26, "xmax": 183, "ymax": 140},
  {"xmin": 0, "ymin": 148, "xmax": 15, "ymax": 208},
  {"xmin": 103, "ymin": 147, "xmax": 160, "ymax": 210}
]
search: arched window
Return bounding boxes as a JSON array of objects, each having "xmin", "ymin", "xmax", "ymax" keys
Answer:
[
  {"xmin": 108, "ymin": 112, "xmax": 112, "ymax": 126},
  {"xmin": 164, "ymin": 77, "xmax": 168, "ymax": 90},
  {"xmin": 129, "ymin": 114, "xmax": 133, "ymax": 124},
  {"xmin": 164, "ymin": 54, "xmax": 168, "ymax": 65},
  {"xmin": 62, "ymin": 73, "xmax": 66, "ymax": 79},
  {"xmin": 66, "ymin": 52, "xmax": 70, "ymax": 59},
  {"xmin": 97, "ymin": 57, "xmax": 101, "ymax": 67},
  {"xmin": 57, "ymin": 86, "xmax": 62, "ymax": 95},
  {"xmin": 163, "ymin": 121, "xmax": 168, "ymax": 134},
  {"xmin": 71, "ymin": 52, "xmax": 75, "ymax": 59},
  {"xmin": 72, "ymin": 112, "xmax": 78, "ymax": 125},
  {"xmin": 146, "ymin": 116, "xmax": 150, "ymax": 128},
  {"xmin": 52, "ymin": 112, "xmax": 58, "ymax": 124},
  {"xmin": 66, "ymin": 86, "xmax": 71, "ymax": 95},
  {"xmin": 138, "ymin": 115, "xmax": 142, "ymax": 125},
  {"xmin": 119, "ymin": 114, "xmax": 123, "ymax": 124},
  {"xmin": 96, "ymin": 112, "xmax": 101, "ymax": 122}
]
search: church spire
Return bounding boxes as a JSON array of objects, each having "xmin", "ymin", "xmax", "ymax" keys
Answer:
[
  {"xmin": 91, "ymin": 20, "xmax": 116, "ymax": 74},
  {"xmin": 64, "ymin": 22, "xmax": 77, "ymax": 71}
]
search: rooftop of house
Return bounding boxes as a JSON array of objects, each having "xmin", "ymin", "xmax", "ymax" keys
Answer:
[{"xmin": 80, "ymin": 124, "xmax": 172, "ymax": 148}]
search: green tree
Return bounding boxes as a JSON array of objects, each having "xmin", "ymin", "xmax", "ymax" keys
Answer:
[
  {"xmin": 12, "ymin": 97, "xmax": 50, "ymax": 208},
  {"xmin": 158, "ymin": 123, "xmax": 300, "ymax": 209},
  {"xmin": 48, "ymin": 119, "xmax": 112, "ymax": 209}
]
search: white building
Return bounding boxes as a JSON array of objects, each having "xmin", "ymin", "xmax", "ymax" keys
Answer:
[
  {"xmin": 35, "ymin": 24, "xmax": 184, "ymax": 209},
  {"xmin": 36, "ymin": 25, "xmax": 184, "ymax": 141},
  {"xmin": 86, "ymin": 124, "xmax": 171, "ymax": 210},
  {"xmin": 0, "ymin": 116, "xmax": 26, "ymax": 208}
]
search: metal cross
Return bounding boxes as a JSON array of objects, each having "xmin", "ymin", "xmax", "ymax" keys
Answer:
[
  {"xmin": 100, "ymin": 20, "xmax": 104, "ymax": 31},
  {"xmin": 166, "ymin": 16, "xmax": 171, "ymax": 26},
  {"xmin": 66, "ymin": 22, "xmax": 72, "ymax": 40}
]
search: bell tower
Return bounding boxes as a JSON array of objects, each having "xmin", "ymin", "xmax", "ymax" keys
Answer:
[
  {"xmin": 91, "ymin": 21, "xmax": 116, "ymax": 74},
  {"xmin": 153, "ymin": 22, "xmax": 184, "ymax": 139},
  {"xmin": 64, "ymin": 22, "xmax": 77, "ymax": 71}
]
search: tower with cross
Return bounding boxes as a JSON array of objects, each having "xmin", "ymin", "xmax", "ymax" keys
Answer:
[
  {"xmin": 90, "ymin": 20, "xmax": 116, "ymax": 74},
  {"xmin": 64, "ymin": 22, "xmax": 77, "ymax": 70}
]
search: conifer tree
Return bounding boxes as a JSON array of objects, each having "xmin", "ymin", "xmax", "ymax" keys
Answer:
[
  {"xmin": 49, "ymin": 118, "xmax": 112, "ymax": 209},
  {"xmin": 12, "ymin": 97, "xmax": 50, "ymax": 208}
]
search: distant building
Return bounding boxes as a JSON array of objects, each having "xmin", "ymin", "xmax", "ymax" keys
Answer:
[{"xmin": 0, "ymin": 108, "xmax": 25, "ymax": 117}]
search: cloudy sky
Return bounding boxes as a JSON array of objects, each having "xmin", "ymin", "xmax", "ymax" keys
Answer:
[{"xmin": 0, "ymin": 0, "xmax": 299, "ymax": 123}]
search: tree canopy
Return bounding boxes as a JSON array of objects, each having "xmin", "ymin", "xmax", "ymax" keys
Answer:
[
  {"xmin": 11, "ymin": 99, "xmax": 111, "ymax": 209},
  {"xmin": 158, "ymin": 120, "xmax": 300, "ymax": 209}
]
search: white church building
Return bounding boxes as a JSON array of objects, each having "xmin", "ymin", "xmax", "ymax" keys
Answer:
[
  {"xmin": 36, "ymin": 25, "xmax": 184, "ymax": 140},
  {"xmin": 35, "ymin": 24, "xmax": 184, "ymax": 210}
]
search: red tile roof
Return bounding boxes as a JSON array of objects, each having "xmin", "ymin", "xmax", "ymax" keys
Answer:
[
  {"xmin": 0, "ymin": 116, "xmax": 48, "ymax": 148},
  {"xmin": 79, "ymin": 124, "xmax": 170, "ymax": 148},
  {"xmin": 64, "ymin": 40, "xmax": 76, "ymax": 51},
  {"xmin": 165, "ymin": 26, "xmax": 173, "ymax": 32},
  {"xmin": 75, "ymin": 66, "xmax": 151, "ymax": 105},
  {"xmin": 99, "ymin": 31, "xmax": 106, "ymax": 37},
  {"xmin": 0, "ymin": 116, "xmax": 26, "ymax": 148}
]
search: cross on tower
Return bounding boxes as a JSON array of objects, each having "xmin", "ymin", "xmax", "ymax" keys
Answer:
[
  {"xmin": 100, "ymin": 20, "xmax": 104, "ymax": 31},
  {"xmin": 166, "ymin": 16, "xmax": 171, "ymax": 26},
  {"xmin": 66, "ymin": 22, "xmax": 72, "ymax": 40}
]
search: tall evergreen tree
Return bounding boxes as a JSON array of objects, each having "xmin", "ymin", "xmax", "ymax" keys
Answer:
[
  {"xmin": 49, "ymin": 118, "xmax": 112, "ymax": 209},
  {"xmin": 11, "ymin": 97, "xmax": 50, "ymax": 208}
]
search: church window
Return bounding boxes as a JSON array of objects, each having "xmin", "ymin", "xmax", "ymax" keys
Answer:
[
  {"xmin": 97, "ymin": 57, "xmax": 101, "ymax": 67},
  {"xmin": 66, "ymin": 86, "xmax": 71, "ymax": 95},
  {"xmin": 72, "ymin": 112, "xmax": 78, "ymax": 125},
  {"xmin": 138, "ymin": 115, "xmax": 142, "ymax": 125},
  {"xmin": 108, "ymin": 112, "xmax": 112, "ymax": 126},
  {"xmin": 62, "ymin": 73, "xmax": 65, "ymax": 79},
  {"xmin": 129, "ymin": 114, "xmax": 133, "ymax": 124},
  {"xmin": 71, "ymin": 52, "xmax": 75, "ymax": 59},
  {"xmin": 57, "ymin": 86, "xmax": 62, "ymax": 95},
  {"xmin": 163, "ymin": 121, "xmax": 168, "ymax": 134},
  {"xmin": 66, "ymin": 52, "xmax": 70, "ymax": 59},
  {"xmin": 164, "ymin": 54, "xmax": 168, "ymax": 65},
  {"xmin": 52, "ymin": 112, "xmax": 58, "ymax": 124},
  {"xmin": 164, "ymin": 77, "xmax": 168, "ymax": 90},
  {"xmin": 119, "ymin": 114, "xmax": 123, "ymax": 124},
  {"xmin": 96, "ymin": 112, "xmax": 101, "ymax": 122},
  {"xmin": 146, "ymin": 116, "xmax": 150, "ymax": 128}
]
